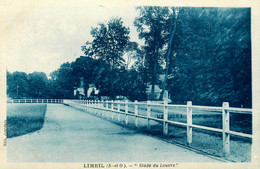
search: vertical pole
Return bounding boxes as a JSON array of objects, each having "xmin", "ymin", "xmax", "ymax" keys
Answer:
[
  {"xmin": 222, "ymin": 102, "xmax": 230, "ymax": 156},
  {"xmin": 85, "ymin": 100, "xmax": 87, "ymax": 111},
  {"xmin": 163, "ymin": 100, "xmax": 168, "ymax": 136},
  {"xmin": 118, "ymin": 101, "xmax": 121, "ymax": 122},
  {"xmin": 125, "ymin": 100, "xmax": 128, "ymax": 125},
  {"xmin": 135, "ymin": 100, "xmax": 138, "ymax": 128},
  {"xmin": 88, "ymin": 100, "xmax": 90, "ymax": 112},
  {"xmin": 187, "ymin": 101, "xmax": 192, "ymax": 144},
  {"xmin": 106, "ymin": 101, "xmax": 109, "ymax": 119},
  {"xmin": 106, "ymin": 101, "xmax": 109, "ymax": 110},
  {"xmin": 101, "ymin": 100, "xmax": 103, "ymax": 108},
  {"xmin": 101, "ymin": 100, "xmax": 104, "ymax": 116},
  {"xmin": 94, "ymin": 100, "xmax": 97, "ymax": 114},
  {"xmin": 147, "ymin": 101, "xmax": 151, "ymax": 131},
  {"xmin": 111, "ymin": 100, "xmax": 114, "ymax": 120},
  {"xmin": 97, "ymin": 100, "xmax": 100, "ymax": 113}
]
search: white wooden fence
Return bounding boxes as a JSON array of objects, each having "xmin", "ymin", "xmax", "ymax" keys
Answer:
[
  {"xmin": 63, "ymin": 99, "xmax": 252, "ymax": 157},
  {"xmin": 8, "ymin": 99, "xmax": 63, "ymax": 104},
  {"xmin": 7, "ymin": 98, "xmax": 252, "ymax": 156}
]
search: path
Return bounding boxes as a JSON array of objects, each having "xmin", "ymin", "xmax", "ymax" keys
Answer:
[{"xmin": 7, "ymin": 104, "xmax": 220, "ymax": 162}]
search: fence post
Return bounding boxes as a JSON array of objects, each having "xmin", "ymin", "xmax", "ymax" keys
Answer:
[
  {"xmin": 125, "ymin": 100, "xmax": 128, "ymax": 125},
  {"xmin": 118, "ymin": 101, "xmax": 121, "ymax": 122},
  {"xmin": 106, "ymin": 101, "xmax": 109, "ymax": 118},
  {"xmin": 222, "ymin": 102, "xmax": 230, "ymax": 156},
  {"xmin": 106, "ymin": 101, "xmax": 109, "ymax": 110},
  {"xmin": 187, "ymin": 101, "xmax": 192, "ymax": 144},
  {"xmin": 111, "ymin": 100, "xmax": 114, "ymax": 120},
  {"xmin": 163, "ymin": 100, "xmax": 168, "ymax": 136},
  {"xmin": 93, "ymin": 100, "xmax": 95, "ymax": 113},
  {"xmin": 100, "ymin": 100, "xmax": 103, "ymax": 116},
  {"xmin": 97, "ymin": 100, "xmax": 100, "ymax": 113},
  {"xmin": 94, "ymin": 100, "xmax": 97, "ymax": 114},
  {"xmin": 147, "ymin": 101, "xmax": 151, "ymax": 131},
  {"xmin": 135, "ymin": 100, "xmax": 138, "ymax": 128}
]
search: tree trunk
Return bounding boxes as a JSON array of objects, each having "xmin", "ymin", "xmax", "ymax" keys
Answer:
[
  {"xmin": 159, "ymin": 15, "xmax": 177, "ymax": 100},
  {"xmin": 151, "ymin": 48, "xmax": 158, "ymax": 101}
]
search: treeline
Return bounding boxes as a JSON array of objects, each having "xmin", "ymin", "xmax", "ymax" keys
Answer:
[
  {"xmin": 7, "ymin": 7, "xmax": 252, "ymax": 108},
  {"xmin": 168, "ymin": 7, "xmax": 251, "ymax": 107},
  {"xmin": 7, "ymin": 57, "xmax": 146, "ymax": 101}
]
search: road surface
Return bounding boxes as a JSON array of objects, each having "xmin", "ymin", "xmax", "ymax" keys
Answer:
[{"xmin": 7, "ymin": 104, "xmax": 221, "ymax": 162}]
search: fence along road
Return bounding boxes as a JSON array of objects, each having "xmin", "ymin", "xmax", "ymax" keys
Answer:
[
  {"xmin": 8, "ymin": 99, "xmax": 252, "ymax": 160},
  {"xmin": 64, "ymin": 99, "xmax": 252, "ymax": 158},
  {"xmin": 7, "ymin": 103, "xmax": 221, "ymax": 162}
]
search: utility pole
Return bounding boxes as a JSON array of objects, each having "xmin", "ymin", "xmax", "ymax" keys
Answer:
[{"xmin": 159, "ymin": 7, "xmax": 180, "ymax": 100}]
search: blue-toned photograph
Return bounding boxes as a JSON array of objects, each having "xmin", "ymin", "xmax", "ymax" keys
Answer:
[{"xmin": 5, "ymin": 4, "xmax": 252, "ymax": 164}]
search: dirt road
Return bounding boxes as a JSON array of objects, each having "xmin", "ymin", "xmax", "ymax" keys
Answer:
[{"xmin": 7, "ymin": 104, "xmax": 221, "ymax": 162}]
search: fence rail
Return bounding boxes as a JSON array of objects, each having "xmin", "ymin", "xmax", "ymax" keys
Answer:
[
  {"xmin": 7, "ymin": 98, "xmax": 252, "ymax": 157},
  {"xmin": 63, "ymin": 99, "xmax": 252, "ymax": 157},
  {"xmin": 7, "ymin": 99, "xmax": 64, "ymax": 104}
]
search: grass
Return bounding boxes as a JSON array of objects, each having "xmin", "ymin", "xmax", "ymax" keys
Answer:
[{"xmin": 7, "ymin": 104, "xmax": 47, "ymax": 138}]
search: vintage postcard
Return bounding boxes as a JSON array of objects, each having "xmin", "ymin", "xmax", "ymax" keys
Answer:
[{"xmin": 0, "ymin": 0, "xmax": 259, "ymax": 169}]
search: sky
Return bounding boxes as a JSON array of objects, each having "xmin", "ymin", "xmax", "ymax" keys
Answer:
[
  {"xmin": 1, "ymin": 0, "xmax": 257, "ymax": 77},
  {"xmin": 3, "ymin": 1, "xmax": 141, "ymax": 76}
]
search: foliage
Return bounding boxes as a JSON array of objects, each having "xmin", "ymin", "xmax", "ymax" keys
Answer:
[
  {"xmin": 134, "ymin": 6, "xmax": 174, "ymax": 100},
  {"xmin": 7, "ymin": 71, "xmax": 29, "ymax": 99},
  {"xmin": 49, "ymin": 62, "xmax": 76, "ymax": 99},
  {"xmin": 7, "ymin": 71, "xmax": 49, "ymax": 99},
  {"xmin": 82, "ymin": 17, "xmax": 130, "ymax": 69},
  {"xmin": 6, "ymin": 8, "xmax": 251, "ymax": 108},
  {"xmin": 27, "ymin": 72, "xmax": 48, "ymax": 98},
  {"xmin": 167, "ymin": 7, "xmax": 251, "ymax": 107}
]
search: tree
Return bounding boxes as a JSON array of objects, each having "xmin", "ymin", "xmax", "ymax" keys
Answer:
[
  {"xmin": 82, "ymin": 17, "xmax": 130, "ymax": 99},
  {"xmin": 27, "ymin": 72, "xmax": 48, "ymax": 98},
  {"xmin": 134, "ymin": 6, "xmax": 174, "ymax": 100},
  {"xmin": 50, "ymin": 62, "xmax": 76, "ymax": 98},
  {"xmin": 159, "ymin": 7, "xmax": 180, "ymax": 100},
  {"xmin": 7, "ymin": 71, "xmax": 29, "ymax": 99},
  {"xmin": 82, "ymin": 17, "xmax": 130, "ymax": 69},
  {"xmin": 124, "ymin": 42, "xmax": 140, "ymax": 69},
  {"xmin": 167, "ymin": 7, "xmax": 251, "ymax": 107}
]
